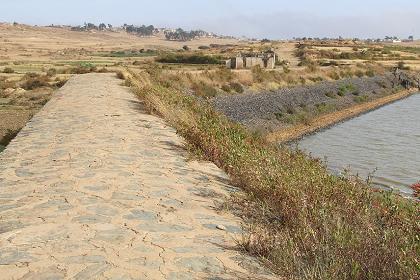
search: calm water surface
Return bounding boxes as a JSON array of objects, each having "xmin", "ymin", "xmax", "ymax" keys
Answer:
[{"xmin": 298, "ymin": 93, "xmax": 420, "ymax": 196}]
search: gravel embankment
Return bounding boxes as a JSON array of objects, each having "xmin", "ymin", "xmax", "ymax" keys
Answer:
[{"xmin": 212, "ymin": 74, "xmax": 399, "ymax": 131}]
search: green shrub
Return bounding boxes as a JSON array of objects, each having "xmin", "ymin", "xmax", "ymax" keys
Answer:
[{"xmin": 338, "ymin": 83, "xmax": 356, "ymax": 96}]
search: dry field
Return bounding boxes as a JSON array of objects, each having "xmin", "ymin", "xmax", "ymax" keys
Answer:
[{"xmin": 0, "ymin": 23, "xmax": 242, "ymax": 62}]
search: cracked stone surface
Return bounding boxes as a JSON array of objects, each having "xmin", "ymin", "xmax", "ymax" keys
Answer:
[{"xmin": 0, "ymin": 73, "xmax": 276, "ymax": 280}]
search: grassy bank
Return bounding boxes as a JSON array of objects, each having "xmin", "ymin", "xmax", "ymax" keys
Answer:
[
  {"xmin": 266, "ymin": 88, "xmax": 418, "ymax": 143},
  {"xmin": 123, "ymin": 68, "xmax": 419, "ymax": 280}
]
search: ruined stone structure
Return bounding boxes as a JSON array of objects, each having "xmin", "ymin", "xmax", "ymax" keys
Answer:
[{"xmin": 226, "ymin": 51, "xmax": 276, "ymax": 69}]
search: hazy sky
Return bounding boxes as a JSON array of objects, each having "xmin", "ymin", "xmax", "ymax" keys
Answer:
[{"xmin": 1, "ymin": 0, "xmax": 419, "ymax": 39}]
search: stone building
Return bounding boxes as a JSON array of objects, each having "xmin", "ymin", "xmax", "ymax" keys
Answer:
[{"xmin": 226, "ymin": 51, "xmax": 276, "ymax": 69}]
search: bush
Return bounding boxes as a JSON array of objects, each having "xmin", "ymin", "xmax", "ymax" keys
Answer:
[
  {"xmin": 3, "ymin": 67, "xmax": 14, "ymax": 74},
  {"xmin": 70, "ymin": 62, "xmax": 97, "ymax": 74},
  {"xmin": 156, "ymin": 53, "xmax": 222, "ymax": 65},
  {"xmin": 21, "ymin": 73, "xmax": 50, "ymax": 90}
]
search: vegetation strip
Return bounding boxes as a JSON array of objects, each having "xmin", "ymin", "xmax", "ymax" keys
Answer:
[
  {"xmin": 123, "ymin": 68, "xmax": 419, "ymax": 280},
  {"xmin": 266, "ymin": 88, "xmax": 418, "ymax": 143}
]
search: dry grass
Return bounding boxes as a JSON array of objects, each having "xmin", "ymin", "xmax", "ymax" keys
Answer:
[{"xmin": 124, "ymin": 68, "xmax": 419, "ymax": 280}]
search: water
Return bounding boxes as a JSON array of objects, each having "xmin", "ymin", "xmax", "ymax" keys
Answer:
[{"xmin": 298, "ymin": 93, "xmax": 420, "ymax": 196}]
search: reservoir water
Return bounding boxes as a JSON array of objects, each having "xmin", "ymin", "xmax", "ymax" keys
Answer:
[{"xmin": 298, "ymin": 93, "xmax": 419, "ymax": 196}]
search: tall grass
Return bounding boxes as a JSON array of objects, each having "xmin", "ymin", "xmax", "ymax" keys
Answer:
[{"xmin": 124, "ymin": 69, "xmax": 419, "ymax": 280}]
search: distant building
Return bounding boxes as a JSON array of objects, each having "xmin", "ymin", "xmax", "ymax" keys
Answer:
[{"xmin": 226, "ymin": 51, "xmax": 276, "ymax": 69}]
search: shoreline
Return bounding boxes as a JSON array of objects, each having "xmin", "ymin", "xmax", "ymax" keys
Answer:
[{"xmin": 266, "ymin": 88, "xmax": 419, "ymax": 143}]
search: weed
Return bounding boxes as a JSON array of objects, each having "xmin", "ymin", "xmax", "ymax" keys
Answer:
[{"xmin": 354, "ymin": 95, "xmax": 369, "ymax": 103}]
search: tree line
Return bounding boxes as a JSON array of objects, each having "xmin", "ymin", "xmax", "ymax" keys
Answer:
[
  {"xmin": 164, "ymin": 28, "xmax": 207, "ymax": 41},
  {"xmin": 123, "ymin": 24, "xmax": 156, "ymax": 36},
  {"xmin": 70, "ymin": 22, "xmax": 112, "ymax": 31}
]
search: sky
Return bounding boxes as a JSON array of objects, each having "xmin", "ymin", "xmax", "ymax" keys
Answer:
[{"xmin": 0, "ymin": 0, "xmax": 419, "ymax": 39}]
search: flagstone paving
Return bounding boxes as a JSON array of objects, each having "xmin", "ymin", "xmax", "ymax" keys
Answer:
[{"xmin": 0, "ymin": 73, "xmax": 276, "ymax": 279}]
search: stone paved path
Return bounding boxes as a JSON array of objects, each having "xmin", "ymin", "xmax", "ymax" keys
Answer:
[{"xmin": 0, "ymin": 74, "xmax": 275, "ymax": 279}]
